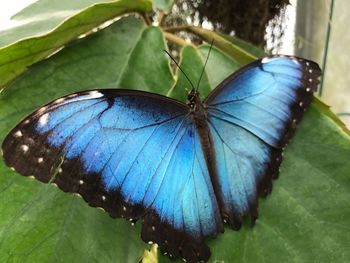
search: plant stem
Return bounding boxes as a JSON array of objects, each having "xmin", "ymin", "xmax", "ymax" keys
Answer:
[
  {"xmin": 141, "ymin": 13, "xmax": 152, "ymax": 25},
  {"xmin": 164, "ymin": 32, "xmax": 189, "ymax": 47},
  {"xmin": 158, "ymin": 12, "xmax": 167, "ymax": 26},
  {"xmin": 163, "ymin": 25, "xmax": 190, "ymax": 33},
  {"xmin": 337, "ymin": 112, "xmax": 350, "ymax": 117}
]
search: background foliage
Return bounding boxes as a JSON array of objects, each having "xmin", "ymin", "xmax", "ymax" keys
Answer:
[{"xmin": 0, "ymin": 0, "xmax": 349, "ymax": 262}]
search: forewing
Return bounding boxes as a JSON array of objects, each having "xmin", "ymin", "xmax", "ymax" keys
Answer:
[
  {"xmin": 205, "ymin": 56, "xmax": 321, "ymax": 148},
  {"xmin": 2, "ymin": 89, "xmax": 222, "ymax": 263}
]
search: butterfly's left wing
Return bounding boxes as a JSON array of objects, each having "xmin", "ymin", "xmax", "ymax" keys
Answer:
[
  {"xmin": 204, "ymin": 56, "xmax": 321, "ymax": 228},
  {"xmin": 2, "ymin": 90, "xmax": 222, "ymax": 263}
]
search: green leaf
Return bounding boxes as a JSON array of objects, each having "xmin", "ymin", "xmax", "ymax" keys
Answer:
[
  {"xmin": 0, "ymin": 0, "xmax": 116, "ymax": 48},
  {"xmin": 153, "ymin": 0, "xmax": 174, "ymax": 13},
  {"xmin": 0, "ymin": 16, "xmax": 174, "ymax": 262},
  {"xmin": 0, "ymin": 0, "xmax": 152, "ymax": 91}
]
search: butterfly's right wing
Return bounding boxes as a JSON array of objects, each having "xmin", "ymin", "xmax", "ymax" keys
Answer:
[
  {"xmin": 2, "ymin": 90, "xmax": 222, "ymax": 263},
  {"xmin": 204, "ymin": 56, "xmax": 321, "ymax": 228}
]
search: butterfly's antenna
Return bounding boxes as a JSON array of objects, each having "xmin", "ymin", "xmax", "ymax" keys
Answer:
[
  {"xmin": 196, "ymin": 39, "xmax": 214, "ymax": 92},
  {"xmin": 163, "ymin": 49, "xmax": 195, "ymax": 90}
]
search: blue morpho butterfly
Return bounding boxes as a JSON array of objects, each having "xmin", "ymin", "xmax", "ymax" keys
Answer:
[{"xmin": 2, "ymin": 52, "xmax": 320, "ymax": 263}]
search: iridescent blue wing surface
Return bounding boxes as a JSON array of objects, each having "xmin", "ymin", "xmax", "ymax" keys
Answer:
[
  {"xmin": 205, "ymin": 56, "xmax": 321, "ymax": 228},
  {"xmin": 2, "ymin": 90, "xmax": 222, "ymax": 263}
]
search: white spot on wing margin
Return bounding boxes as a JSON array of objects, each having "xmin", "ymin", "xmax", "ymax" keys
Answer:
[
  {"xmin": 38, "ymin": 113, "xmax": 49, "ymax": 127},
  {"xmin": 14, "ymin": 130, "xmax": 23, "ymax": 137},
  {"xmin": 88, "ymin": 91, "xmax": 104, "ymax": 98}
]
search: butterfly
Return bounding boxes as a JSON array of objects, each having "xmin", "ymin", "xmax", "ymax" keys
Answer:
[{"xmin": 2, "ymin": 55, "xmax": 320, "ymax": 263}]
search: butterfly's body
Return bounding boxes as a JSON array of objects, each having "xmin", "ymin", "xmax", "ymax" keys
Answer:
[
  {"xmin": 189, "ymin": 91, "xmax": 211, "ymax": 171},
  {"xmin": 189, "ymin": 90, "xmax": 231, "ymax": 230},
  {"xmin": 2, "ymin": 56, "xmax": 321, "ymax": 263}
]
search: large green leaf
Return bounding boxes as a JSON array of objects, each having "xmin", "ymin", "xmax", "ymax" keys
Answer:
[
  {"xmin": 0, "ymin": 10, "xmax": 350, "ymax": 263},
  {"xmin": 0, "ymin": 0, "xmax": 115, "ymax": 48},
  {"xmin": 0, "ymin": 0, "xmax": 152, "ymax": 91},
  {"xmin": 0, "ymin": 16, "xmax": 174, "ymax": 262}
]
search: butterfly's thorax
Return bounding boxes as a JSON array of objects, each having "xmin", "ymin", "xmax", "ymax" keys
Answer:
[{"xmin": 189, "ymin": 93, "xmax": 208, "ymax": 129}]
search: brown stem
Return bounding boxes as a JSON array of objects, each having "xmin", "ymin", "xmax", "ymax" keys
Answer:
[
  {"xmin": 158, "ymin": 12, "xmax": 167, "ymax": 26},
  {"xmin": 141, "ymin": 13, "xmax": 152, "ymax": 25},
  {"xmin": 164, "ymin": 32, "xmax": 190, "ymax": 47},
  {"xmin": 163, "ymin": 25, "xmax": 190, "ymax": 33}
]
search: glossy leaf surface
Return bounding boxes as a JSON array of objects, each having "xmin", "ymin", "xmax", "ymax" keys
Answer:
[{"xmin": 0, "ymin": 0, "xmax": 152, "ymax": 90}]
